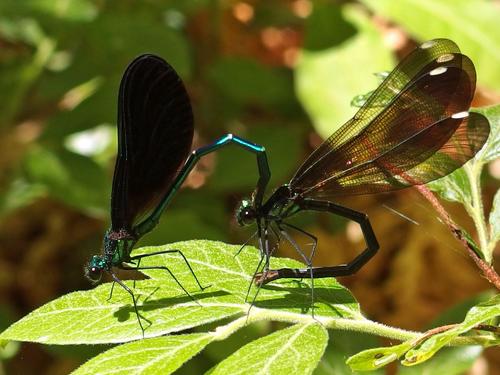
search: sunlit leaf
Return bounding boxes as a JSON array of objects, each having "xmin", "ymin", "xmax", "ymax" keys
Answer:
[
  {"xmin": 490, "ymin": 189, "xmax": 500, "ymax": 243},
  {"xmin": 347, "ymin": 295, "xmax": 500, "ymax": 371},
  {"xmin": 398, "ymin": 346, "xmax": 482, "ymax": 375},
  {"xmin": 210, "ymin": 323, "xmax": 328, "ymax": 375},
  {"xmin": 0, "ymin": 241, "xmax": 360, "ymax": 345},
  {"xmin": 72, "ymin": 334, "xmax": 213, "ymax": 375},
  {"xmin": 426, "ymin": 168, "xmax": 470, "ymax": 205},
  {"xmin": 0, "ymin": 278, "xmax": 240, "ymax": 345},
  {"xmin": 346, "ymin": 341, "xmax": 414, "ymax": 371},
  {"xmin": 402, "ymin": 295, "xmax": 500, "ymax": 365},
  {"xmin": 473, "ymin": 105, "xmax": 500, "ymax": 164}
]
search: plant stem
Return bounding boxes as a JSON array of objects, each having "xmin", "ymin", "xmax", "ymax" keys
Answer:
[
  {"xmin": 464, "ymin": 163, "xmax": 491, "ymax": 262},
  {"xmin": 415, "ymin": 185, "xmax": 500, "ymax": 289},
  {"xmin": 210, "ymin": 307, "xmax": 485, "ymax": 346}
]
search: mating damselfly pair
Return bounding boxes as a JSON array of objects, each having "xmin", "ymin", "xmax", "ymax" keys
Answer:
[{"xmin": 85, "ymin": 38, "xmax": 490, "ymax": 333}]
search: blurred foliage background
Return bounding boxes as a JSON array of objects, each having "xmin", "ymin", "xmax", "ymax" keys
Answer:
[{"xmin": 0, "ymin": 0, "xmax": 499, "ymax": 374}]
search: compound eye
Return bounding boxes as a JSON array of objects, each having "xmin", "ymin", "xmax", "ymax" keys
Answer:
[
  {"xmin": 241, "ymin": 208, "xmax": 255, "ymax": 225},
  {"xmin": 86, "ymin": 267, "xmax": 102, "ymax": 283}
]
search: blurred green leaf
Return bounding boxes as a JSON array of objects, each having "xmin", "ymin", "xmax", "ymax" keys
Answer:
[
  {"xmin": 210, "ymin": 323, "xmax": 328, "ymax": 375},
  {"xmin": 295, "ymin": 4, "xmax": 394, "ymax": 138},
  {"xmin": 0, "ymin": 0, "xmax": 98, "ymax": 22},
  {"xmin": 428, "ymin": 292, "xmax": 496, "ymax": 329},
  {"xmin": 361, "ymin": 0, "xmax": 500, "ymax": 90},
  {"xmin": 41, "ymin": 82, "xmax": 118, "ymax": 140},
  {"xmin": 251, "ymin": 3, "xmax": 299, "ymax": 27},
  {"xmin": 72, "ymin": 334, "xmax": 213, "ymax": 375},
  {"xmin": 23, "ymin": 146, "xmax": 109, "ymax": 216},
  {"xmin": 209, "ymin": 124, "xmax": 303, "ymax": 192},
  {"xmin": 315, "ymin": 331, "xmax": 383, "ymax": 375},
  {"xmin": 490, "ymin": 190, "xmax": 500, "ymax": 243},
  {"xmin": 139, "ymin": 208, "xmax": 228, "ymax": 245},
  {"xmin": 0, "ymin": 177, "xmax": 46, "ymax": 216},
  {"xmin": 0, "ymin": 306, "xmax": 20, "ymax": 361},
  {"xmin": 135, "ymin": 190, "xmax": 229, "ymax": 248},
  {"xmin": 0, "ymin": 17, "xmax": 45, "ymax": 45},
  {"xmin": 303, "ymin": 3, "xmax": 356, "ymax": 51},
  {"xmin": 209, "ymin": 57, "xmax": 295, "ymax": 111},
  {"xmin": 0, "ymin": 34, "xmax": 55, "ymax": 127},
  {"xmin": 36, "ymin": 10, "xmax": 192, "ymax": 105}
]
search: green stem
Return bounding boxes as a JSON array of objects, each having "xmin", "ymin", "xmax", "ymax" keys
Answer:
[
  {"xmin": 209, "ymin": 307, "xmax": 482, "ymax": 346},
  {"xmin": 464, "ymin": 162, "xmax": 490, "ymax": 263}
]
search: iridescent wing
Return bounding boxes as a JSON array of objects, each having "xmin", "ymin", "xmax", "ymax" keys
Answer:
[
  {"xmin": 111, "ymin": 55, "xmax": 194, "ymax": 230},
  {"xmin": 290, "ymin": 39, "xmax": 489, "ymax": 198}
]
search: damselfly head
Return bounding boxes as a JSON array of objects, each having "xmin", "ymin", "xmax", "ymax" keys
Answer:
[
  {"xmin": 236, "ymin": 199, "xmax": 257, "ymax": 226},
  {"xmin": 85, "ymin": 255, "xmax": 106, "ymax": 283}
]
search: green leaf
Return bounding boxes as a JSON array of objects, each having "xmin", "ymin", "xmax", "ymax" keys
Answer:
[
  {"xmin": 0, "ymin": 279, "xmax": 241, "ymax": 345},
  {"xmin": 209, "ymin": 124, "xmax": 303, "ymax": 192},
  {"xmin": 23, "ymin": 146, "xmax": 109, "ymax": 216},
  {"xmin": 360, "ymin": 0, "xmax": 500, "ymax": 91},
  {"xmin": 72, "ymin": 333, "xmax": 213, "ymax": 375},
  {"xmin": 36, "ymin": 10, "xmax": 191, "ymax": 106},
  {"xmin": 490, "ymin": 189, "xmax": 500, "ymax": 243},
  {"xmin": 346, "ymin": 341, "xmax": 414, "ymax": 371},
  {"xmin": 427, "ymin": 291, "xmax": 496, "ymax": 329},
  {"xmin": 0, "ymin": 17, "xmax": 46, "ymax": 45},
  {"xmin": 0, "ymin": 0, "xmax": 98, "ymax": 22},
  {"xmin": 315, "ymin": 331, "xmax": 384, "ymax": 375},
  {"xmin": 0, "ymin": 241, "xmax": 360, "ymax": 345},
  {"xmin": 426, "ymin": 168, "xmax": 470, "ymax": 205},
  {"xmin": 0, "ymin": 28, "xmax": 55, "ymax": 128},
  {"xmin": 209, "ymin": 58, "xmax": 295, "ymax": 109},
  {"xmin": 473, "ymin": 105, "xmax": 500, "ymax": 164},
  {"xmin": 0, "ymin": 177, "xmax": 46, "ymax": 216},
  {"xmin": 134, "ymin": 241, "xmax": 361, "ymax": 319},
  {"xmin": 347, "ymin": 295, "xmax": 500, "ymax": 371},
  {"xmin": 398, "ymin": 346, "xmax": 482, "ymax": 375},
  {"xmin": 303, "ymin": 3, "xmax": 356, "ymax": 51},
  {"xmin": 139, "ymin": 207, "xmax": 228, "ymax": 245},
  {"xmin": 295, "ymin": 4, "xmax": 394, "ymax": 139},
  {"xmin": 402, "ymin": 295, "xmax": 500, "ymax": 365},
  {"xmin": 210, "ymin": 323, "xmax": 328, "ymax": 375}
]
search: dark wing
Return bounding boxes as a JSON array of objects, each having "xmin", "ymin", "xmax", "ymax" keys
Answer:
[
  {"xmin": 292, "ymin": 38, "xmax": 461, "ymax": 180},
  {"xmin": 111, "ymin": 54, "xmax": 194, "ymax": 231},
  {"xmin": 290, "ymin": 40, "xmax": 489, "ymax": 198}
]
